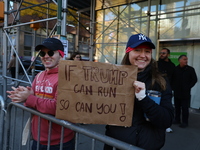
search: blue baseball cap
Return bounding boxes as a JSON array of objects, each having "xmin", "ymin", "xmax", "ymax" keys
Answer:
[{"xmin": 126, "ymin": 33, "xmax": 155, "ymax": 49}]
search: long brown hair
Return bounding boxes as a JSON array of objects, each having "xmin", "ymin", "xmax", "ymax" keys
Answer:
[{"xmin": 121, "ymin": 53, "xmax": 166, "ymax": 91}]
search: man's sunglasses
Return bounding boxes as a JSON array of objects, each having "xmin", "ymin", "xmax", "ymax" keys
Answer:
[
  {"xmin": 39, "ymin": 50, "xmax": 54, "ymax": 57},
  {"xmin": 159, "ymin": 52, "xmax": 167, "ymax": 55}
]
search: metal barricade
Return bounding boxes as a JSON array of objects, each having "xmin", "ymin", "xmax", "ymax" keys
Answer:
[
  {"xmin": 0, "ymin": 95, "xmax": 6, "ymax": 150},
  {"xmin": 3, "ymin": 102, "xmax": 143, "ymax": 150}
]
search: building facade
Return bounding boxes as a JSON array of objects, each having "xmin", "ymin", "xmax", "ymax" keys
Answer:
[
  {"xmin": 0, "ymin": 0, "xmax": 199, "ymax": 109},
  {"xmin": 95, "ymin": 0, "xmax": 200, "ymax": 109}
]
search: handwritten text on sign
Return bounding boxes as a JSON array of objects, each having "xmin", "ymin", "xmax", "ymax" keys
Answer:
[{"xmin": 56, "ymin": 60, "xmax": 137, "ymax": 126}]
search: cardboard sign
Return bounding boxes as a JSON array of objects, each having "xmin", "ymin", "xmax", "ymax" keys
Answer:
[{"xmin": 56, "ymin": 60, "xmax": 137, "ymax": 127}]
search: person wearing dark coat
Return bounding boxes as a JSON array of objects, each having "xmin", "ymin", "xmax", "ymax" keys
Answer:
[
  {"xmin": 104, "ymin": 33, "xmax": 174, "ymax": 150},
  {"xmin": 171, "ymin": 55, "xmax": 197, "ymax": 128},
  {"xmin": 157, "ymin": 48, "xmax": 175, "ymax": 85},
  {"xmin": 157, "ymin": 48, "xmax": 175, "ymax": 133}
]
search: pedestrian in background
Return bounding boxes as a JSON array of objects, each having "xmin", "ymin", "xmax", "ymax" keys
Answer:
[
  {"xmin": 157, "ymin": 48, "xmax": 175, "ymax": 85},
  {"xmin": 172, "ymin": 55, "xmax": 197, "ymax": 128},
  {"xmin": 157, "ymin": 48, "xmax": 175, "ymax": 133},
  {"xmin": 7, "ymin": 38, "xmax": 75, "ymax": 150},
  {"xmin": 7, "ymin": 53, "xmax": 16, "ymax": 85},
  {"xmin": 70, "ymin": 52, "xmax": 82, "ymax": 61},
  {"xmin": 104, "ymin": 33, "xmax": 174, "ymax": 150}
]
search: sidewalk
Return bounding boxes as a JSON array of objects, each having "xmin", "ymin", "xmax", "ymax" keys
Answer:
[
  {"xmin": 162, "ymin": 109, "xmax": 200, "ymax": 150},
  {"xmin": 78, "ymin": 109, "xmax": 200, "ymax": 150},
  {"xmin": 1, "ymin": 68, "xmax": 200, "ymax": 150}
]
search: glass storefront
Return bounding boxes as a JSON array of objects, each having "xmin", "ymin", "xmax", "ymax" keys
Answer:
[
  {"xmin": 95, "ymin": 0, "xmax": 200, "ymax": 109},
  {"xmin": 96, "ymin": 0, "xmax": 200, "ymax": 63}
]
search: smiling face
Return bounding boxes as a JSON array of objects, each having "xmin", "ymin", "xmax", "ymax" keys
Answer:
[
  {"xmin": 40, "ymin": 48, "xmax": 62, "ymax": 70},
  {"xmin": 129, "ymin": 48, "xmax": 152, "ymax": 72}
]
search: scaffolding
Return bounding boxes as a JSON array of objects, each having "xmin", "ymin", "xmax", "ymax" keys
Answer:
[
  {"xmin": 1, "ymin": 0, "xmax": 153, "ymax": 103},
  {"xmin": 1, "ymin": 0, "xmax": 96, "ymax": 103},
  {"xmin": 2, "ymin": 1, "xmax": 200, "ymax": 150},
  {"xmin": 3, "ymin": 0, "xmax": 200, "ymax": 107}
]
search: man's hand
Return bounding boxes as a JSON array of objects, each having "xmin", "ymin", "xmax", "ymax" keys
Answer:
[{"xmin": 7, "ymin": 86, "xmax": 33, "ymax": 103}]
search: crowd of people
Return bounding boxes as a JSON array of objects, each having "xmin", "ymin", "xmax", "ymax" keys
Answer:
[{"xmin": 7, "ymin": 34, "xmax": 197, "ymax": 150}]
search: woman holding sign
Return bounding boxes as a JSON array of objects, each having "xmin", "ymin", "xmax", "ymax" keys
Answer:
[{"xmin": 104, "ymin": 33, "xmax": 174, "ymax": 150}]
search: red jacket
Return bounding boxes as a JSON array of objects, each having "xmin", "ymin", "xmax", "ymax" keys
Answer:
[{"xmin": 25, "ymin": 67, "xmax": 74, "ymax": 145}]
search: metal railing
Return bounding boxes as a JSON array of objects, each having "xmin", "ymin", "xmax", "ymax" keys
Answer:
[
  {"xmin": 0, "ymin": 95, "xmax": 6, "ymax": 149},
  {"xmin": 2, "ymin": 102, "xmax": 143, "ymax": 150}
]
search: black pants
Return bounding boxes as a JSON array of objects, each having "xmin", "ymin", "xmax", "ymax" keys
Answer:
[{"xmin": 174, "ymin": 96, "xmax": 191, "ymax": 124}]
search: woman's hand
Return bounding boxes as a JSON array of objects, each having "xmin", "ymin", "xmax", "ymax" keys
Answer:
[
  {"xmin": 133, "ymin": 81, "xmax": 146, "ymax": 100},
  {"xmin": 7, "ymin": 86, "xmax": 33, "ymax": 103}
]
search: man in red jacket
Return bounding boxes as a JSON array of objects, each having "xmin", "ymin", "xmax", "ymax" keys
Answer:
[{"xmin": 7, "ymin": 38, "xmax": 75, "ymax": 150}]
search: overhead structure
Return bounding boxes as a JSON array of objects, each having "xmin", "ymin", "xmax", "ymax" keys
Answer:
[
  {"xmin": 1, "ymin": 0, "xmax": 200, "ymax": 109},
  {"xmin": 2, "ymin": 0, "xmax": 152, "ymax": 103},
  {"xmin": 1, "ymin": 0, "xmax": 93, "ymax": 104}
]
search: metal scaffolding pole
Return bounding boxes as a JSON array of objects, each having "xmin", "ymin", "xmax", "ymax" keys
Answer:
[
  {"xmin": 89, "ymin": 0, "xmax": 95, "ymax": 61},
  {"xmin": 1, "ymin": 0, "xmax": 92, "ymax": 102},
  {"xmin": 2, "ymin": 0, "xmax": 9, "ymax": 102},
  {"xmin": 61, "ymin": 0, "xmax": 68, "ymax": 36},
  {"xmin": 31, "ymin": 29, "xmax": 36, "ymax": 81},
  {"xmin": 15, "ymin": 2, "xmax": 21, "ymax": 85},
  {"xmin": 75, "ymin": 12, "xmax": 80, "ymax": 52},
  {"xmin": 3, "ymin": 17, "xmax": 57, "ymax": 29},
  {"xmin": 57, "ymin": 0, "xmax": 62, "ymax": 35},
  {"xmin": 147, "ymin": 0, "xmax": 151, "ymax": 37},
  {"xmin": 2, "ymin": 0, "xmax": 58, "ymax": 103}
]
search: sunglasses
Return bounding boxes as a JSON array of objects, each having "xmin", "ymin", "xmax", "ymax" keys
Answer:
[
  {"xmin": 75, "ymin": 56, "xmax": 81, "ymax": 58},
  {"xmin": 39, "ymin": 50, "xmax": 54, "ymax": 57}
]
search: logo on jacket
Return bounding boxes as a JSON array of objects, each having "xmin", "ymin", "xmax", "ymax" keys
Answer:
[{"xmin": 35, "ymin": 79, "xmax": 53, "ymax": 94}]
